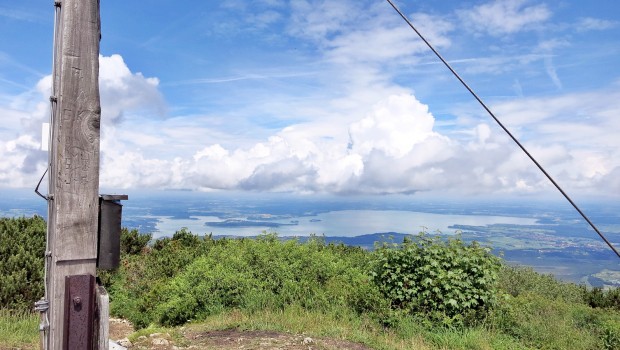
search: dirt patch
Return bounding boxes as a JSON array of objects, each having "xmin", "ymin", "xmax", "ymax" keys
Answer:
[
  {"xmin": 184, "ymin": 328, "xmax": 374, "ymax": 350},
  {"xmin": 109, "ymin": 319, "xmax": 374, "ymax": 350},
  {"xmin": 109, "ymin": 318, "xmax": 135, "ymax": 341}
]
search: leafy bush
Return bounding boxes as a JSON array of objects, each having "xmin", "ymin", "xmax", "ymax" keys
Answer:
[
  {"xmin": 370, "ymin": 233, "xmax": 501, "ymax": 325},
  {"xmin": 601, "ymin": 320, "xmax": 620, "ymax": 350},
  {"xmin": 601, "ymin": 319, "xmax": 620, "ymax": 350},
  {"xmin": 0, "ymin": 216, "xmax": 46, "ymax": 310}
]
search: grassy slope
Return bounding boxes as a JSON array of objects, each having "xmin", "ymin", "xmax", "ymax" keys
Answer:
[
  {"xmin": 2, "ymin": 226, "xmax": 620, "ymax": 350},
  {"xmin": 104, "ymin": 231, "xmax": 620, "ymax": 349}
]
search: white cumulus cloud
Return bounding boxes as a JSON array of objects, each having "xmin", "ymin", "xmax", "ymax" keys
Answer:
[
  {"xmin": 99, "ymin": 54, "xmax": 165, "ymax": 125},
  {"xmin": 164, "ymin": 94, "xmax": 457, "ymax": 195},
  {"xmin": 0, "ymin": 54, "xmax": 165, "ymax": 189}
]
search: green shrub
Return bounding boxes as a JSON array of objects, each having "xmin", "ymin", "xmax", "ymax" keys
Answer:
[
  {"xmin": 98, "ymin": 228, "xmax": 153, "ymax": 287},
  {"xmin": 499, "ymin": 265, "xmax": 585, "ymax": 304},
  {"xmin": 102, "ymin": 227, "xmax": 620, "ymax": 349},
  {"xmin": 140, "ymin": 228, "xmax": 213, "ymax": 280},
  {"xmin": 107, "ymin": 229, "xmax": 215, "ymax": 325},
  {"xmin": 490, "ymin": 292, "xmax": 620, "ymax": 350},
  {"xmin": 110, "ymin": 232, "xmax": 387, "ymax": 327},
  {"xmin": 0, "ymin": 216, "xmax": 46, "ymax": 310},
  {"xmin": 584, "ymin": 287, "xmax": 620, "ymax": 311},
  {"xmin": 370, "ymin": 233, "xmax": 501, "ymax": 325},
  {"xmin": 601, "ymin": 319, "xmax": 620, "ymax": 350},
  {"xmin": 120, "ymin": 228, "xmax": 152, "ymax": 255}
]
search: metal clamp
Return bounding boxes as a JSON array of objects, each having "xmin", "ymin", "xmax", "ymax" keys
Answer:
[{"xmin": 34, "ymin": 298, "xmax": 49, "ymax": 313}]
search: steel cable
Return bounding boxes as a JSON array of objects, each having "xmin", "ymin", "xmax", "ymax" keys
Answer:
[{"xmin": 386, "ymin": 0, "xmax": 620, "ymax": 259}]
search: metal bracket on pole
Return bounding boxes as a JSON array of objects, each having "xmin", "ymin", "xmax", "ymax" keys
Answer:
[
  {"xmin": 34, "ymin": 298, "xmax": 50, "ymax": 332},
  {"xmin": 34, "ymin": 298, "xmax": 50, "ymax": 313},
  {"xmin": 63, "ymin": 274, "xmax": 96, "ymax": 350}
]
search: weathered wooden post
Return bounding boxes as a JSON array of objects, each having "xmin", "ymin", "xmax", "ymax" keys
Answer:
[{"xmin": 44, "ymin": 0, "xmax": 102, "ymax": 349}]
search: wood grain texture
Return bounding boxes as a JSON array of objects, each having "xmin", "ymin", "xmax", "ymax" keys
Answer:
[
  {"xmin": 97, "ymin": 286, "xmax": 110, "ymax": 350},
  {"xmin": 46, "ymin": 0, "xmax": 101, "ymax": 349},
  {"xmin": 54, "ymin": 0, "xmax": 101, "ymax": 262}
]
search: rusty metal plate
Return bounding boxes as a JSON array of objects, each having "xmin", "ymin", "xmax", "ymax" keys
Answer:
[{"xmin": 63, "ymin": 274, "xmax": 96, "ymax": 350}]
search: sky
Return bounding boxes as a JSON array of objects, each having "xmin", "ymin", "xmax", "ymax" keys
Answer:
[{"xmin": 1, "ymin": 0, "xmax": 619, "ymax": 200}]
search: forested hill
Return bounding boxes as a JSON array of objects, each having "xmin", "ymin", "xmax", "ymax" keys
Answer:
[{"xmin": 212, "ymin": 232, "xmax": 411, "ymax": 250}]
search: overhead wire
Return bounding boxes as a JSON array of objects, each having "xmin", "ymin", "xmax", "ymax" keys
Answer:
[{"xmin": 385, "ymin": 0, "xmax": 620, "ymax": 259}]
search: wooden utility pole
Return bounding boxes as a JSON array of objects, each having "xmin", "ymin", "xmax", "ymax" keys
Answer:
[{"xmin": 45, "ymin": 0, "xmax": 102, "ymax": 349}]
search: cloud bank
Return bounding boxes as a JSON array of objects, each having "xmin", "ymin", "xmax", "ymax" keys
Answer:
[{"xmin": 1, "ymin": 0, "xmax": 619, "ymax": 199}]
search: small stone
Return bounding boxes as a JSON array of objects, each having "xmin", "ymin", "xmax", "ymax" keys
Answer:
[
  {"xmin": 302, "ymin": 337, "xmax": 314, "ymax": 345},
  {"xmin": 109, "ymin": 340, "xmax": 127, "ymax": 350},
  {"xmin": 137, "ymin": 336, "xmax": 147, "ymax": 342},
  {"xmin": 117, "ymin": 338, "xmax": 132, "ymax": 347},
  {"xmin": 150, "ymin": 332, "xmax": 163, "ymax": 338},
  {"xmin": 152, "ymin": 338, "xmax": 169, "ymax": 346}
]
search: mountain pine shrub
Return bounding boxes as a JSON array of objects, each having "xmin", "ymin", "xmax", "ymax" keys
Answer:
[
  {"xmin": 120, "ymin": 228, "xmax": 152, "ymax": 255},
  {"xmin": 0, "ymin": 216, "xmax": 46, "ymax": 310},
  {"xmin": 109, "ymin": 232, "xmax": 387, "ymax": 328}
]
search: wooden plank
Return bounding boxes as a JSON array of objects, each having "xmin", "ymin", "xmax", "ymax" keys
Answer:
[
  {"xmin": 97, "ymin": 285, "xmax": 110, "ymax": 350},
  {"xmin": 54, "ymin": 0, "xmax": 102, "ymax": 262},
  {"xmin": 47, "ymin": 0, "xmax": 101, "ymax": 349}
]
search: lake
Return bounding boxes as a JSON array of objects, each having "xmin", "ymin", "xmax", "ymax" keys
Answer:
[{"xmin": 1, "ymin": 188, "xmax": 619, "ymax": 285}]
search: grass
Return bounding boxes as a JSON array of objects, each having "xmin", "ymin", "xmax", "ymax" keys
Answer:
[
  {"xmin": 184, "ymin": 305, "xmax": 542, "ymax": 350},
  {"xmin": 188, "ymin": 306, "xmax": 432, "ymax": 350},
  {"xmin": 3, "ymin": 291, "xmax": 618, "ymax": 350},
  {"xmin": 3, "ymin": 303, "xmax": 617, "ymax": 350},
  {"xmin": 0, "ymin": 308, "xmax": 39, "ymax": 350}
]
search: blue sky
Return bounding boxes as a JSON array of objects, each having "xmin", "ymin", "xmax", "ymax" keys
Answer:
[{"xmin": 1, "ymin": 0, "xmax": 619, "ymax": 199}]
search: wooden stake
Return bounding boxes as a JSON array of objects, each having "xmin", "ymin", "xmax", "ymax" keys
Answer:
[{"xmin": 46, "ymin": 0, "xmax": 101, "ymax": 348}]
